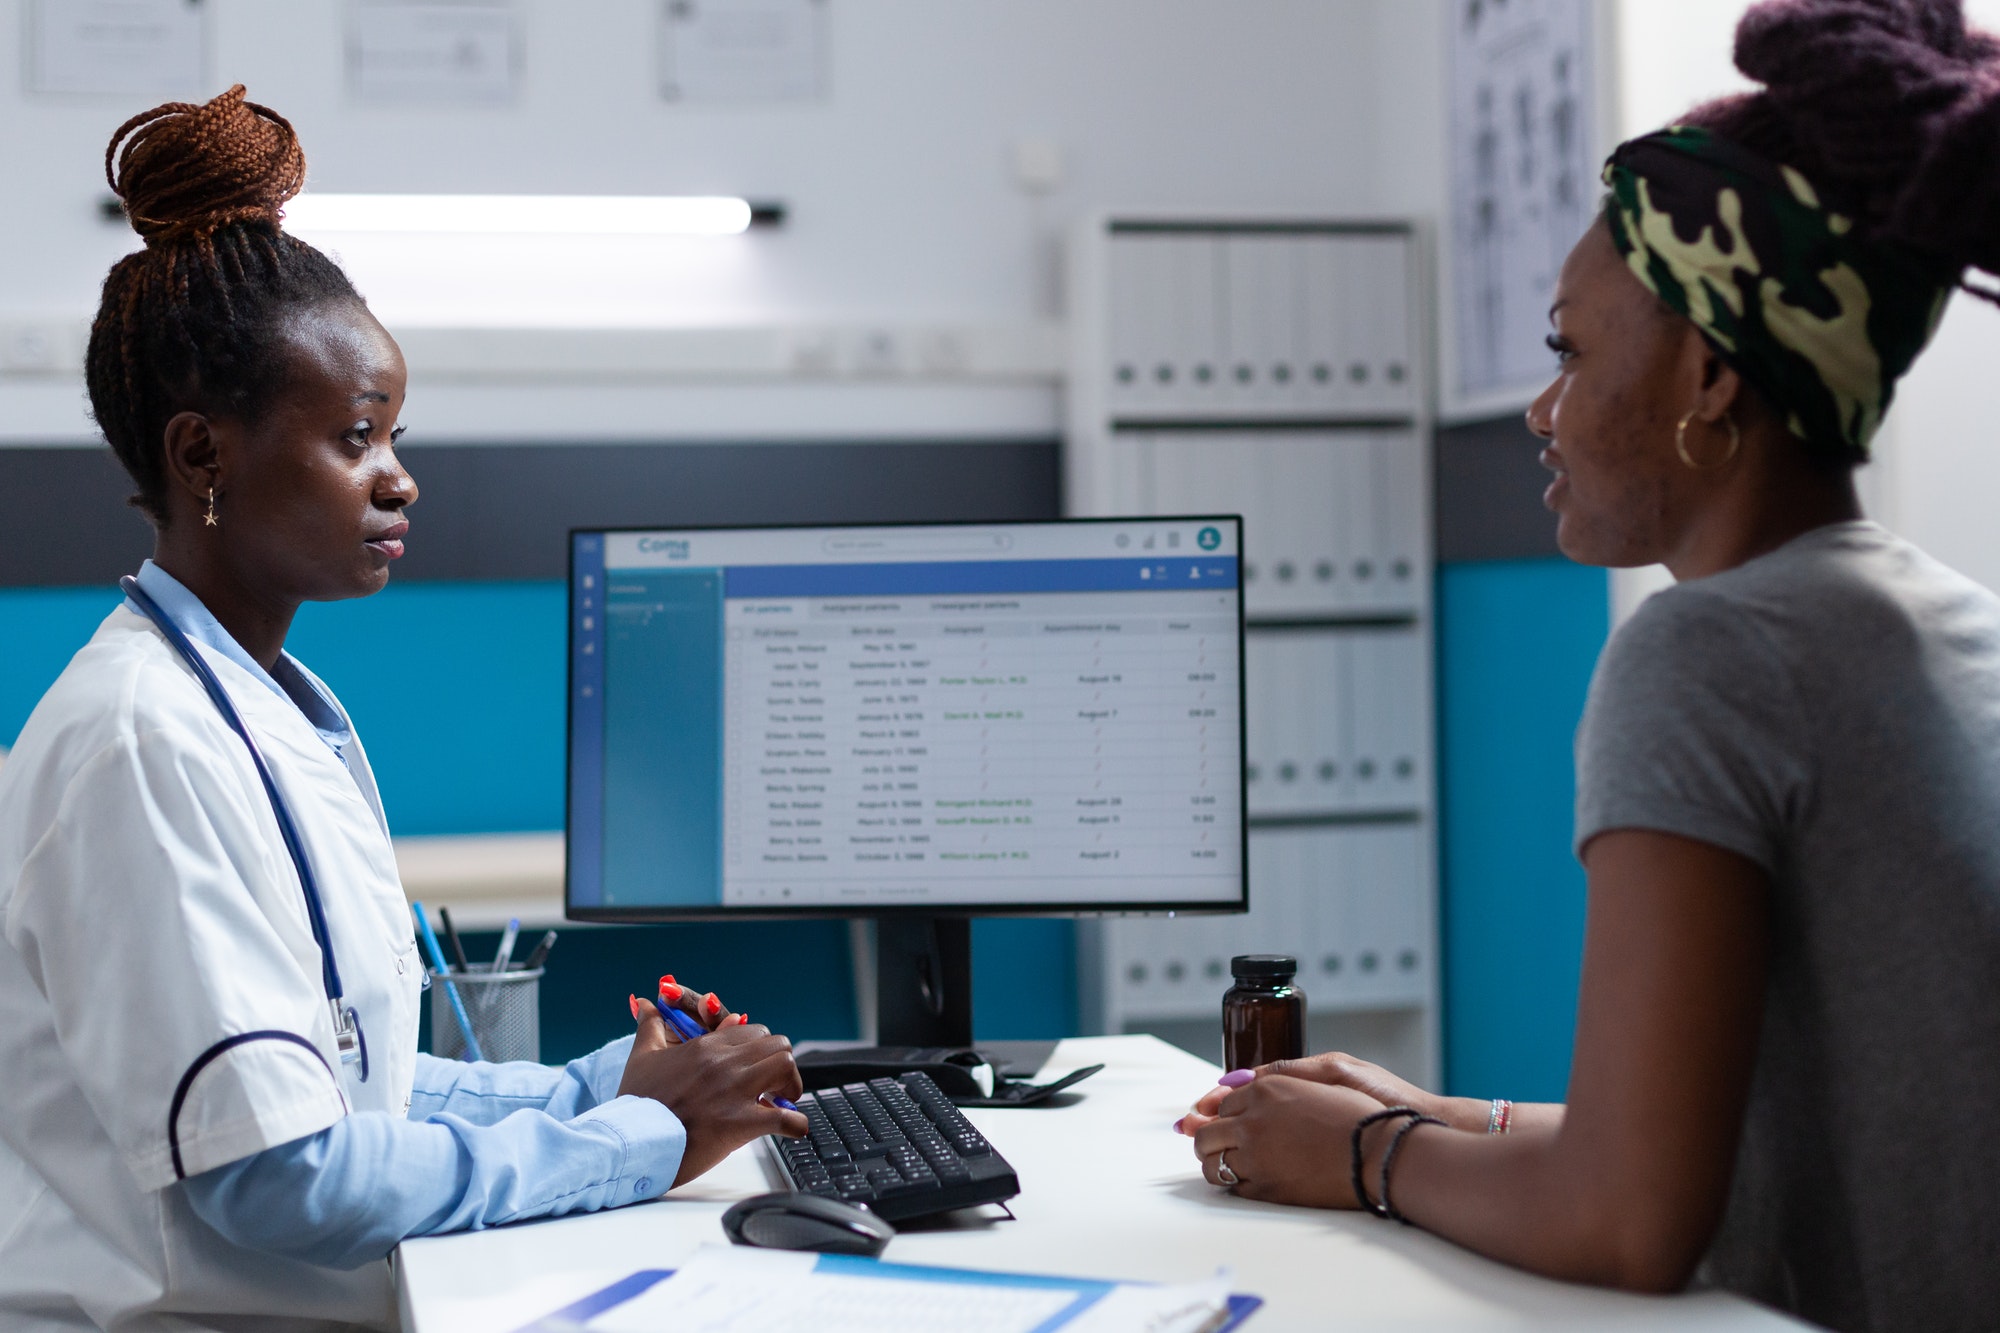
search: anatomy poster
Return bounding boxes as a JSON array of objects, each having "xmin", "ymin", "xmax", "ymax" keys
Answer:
[{"xmin": 1447, "ymin": 0, "xmax": 1597, "ymax": 411}]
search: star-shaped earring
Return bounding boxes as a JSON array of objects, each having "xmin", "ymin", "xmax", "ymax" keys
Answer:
[{"xmin": 204, "ymin": 486, "xmax": 218, "ymax": 527}]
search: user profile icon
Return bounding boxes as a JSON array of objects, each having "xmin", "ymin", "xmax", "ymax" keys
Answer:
[{"xmin": 1197, "ymin": 527, "xmax": 1222, "ymax": 551}]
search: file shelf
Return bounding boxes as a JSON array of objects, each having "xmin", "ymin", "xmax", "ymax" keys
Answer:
[{"xmin": 1068, "ymin": 215, "xmax": 1440, "ymax": 1082}]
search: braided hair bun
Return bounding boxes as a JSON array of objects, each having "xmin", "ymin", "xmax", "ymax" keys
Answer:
[
  {"xmin": 87, "ymin": 86, "xmax": 360, "ymax": 524},
  {"xmin": 1689, "ymin": 0, "xmax": 2000, "ymax": 299},
  {"xmin": 108, "ymin": 84, "xmax": 306, "ymax": 243}
]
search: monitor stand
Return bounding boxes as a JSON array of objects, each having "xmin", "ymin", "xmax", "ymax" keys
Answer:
[
  {"xmin": 874, "ymin": 915, "xmax": 973, "ymax": 1048},
  {"xmin": 793, "ymin": 917, "xmax": 1066, "ymax": 1096}
]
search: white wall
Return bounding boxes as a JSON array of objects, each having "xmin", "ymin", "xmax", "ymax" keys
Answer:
[
  {"xmin": 0, "ymin": 0, "xmax": 1434, "ymax": 443},
  {"xmin": 1609, "ymin": 0, "xmax": 2000, "ymax": 615}
]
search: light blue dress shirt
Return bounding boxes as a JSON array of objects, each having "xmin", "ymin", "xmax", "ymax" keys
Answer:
[
  {"xmin": 130, "ymin": 563, "xmax": 686, "ymax": 1268},
  {"xmin": 183, "ymin": 1040, "xmax": 685, "ymax": 1269}
]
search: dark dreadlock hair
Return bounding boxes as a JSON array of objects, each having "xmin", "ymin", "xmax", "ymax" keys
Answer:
[
  {"xmin": 1685, "ymin": 0, "xmax": 2000, "ymax": 305},
  {"xmin": 86, "ymin": 85, "xmax": 362, "ymax": 526}
]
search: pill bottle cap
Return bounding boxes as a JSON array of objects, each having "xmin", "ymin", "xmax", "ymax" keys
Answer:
[{"xmin": 1230, "ymin": 954, "xmax": 1297, "ymax": 980}]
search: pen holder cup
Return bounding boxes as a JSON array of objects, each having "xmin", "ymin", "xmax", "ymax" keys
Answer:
[{"xmin": 429, "ymin": 967, "xmax": 543, "ymax": 1064}]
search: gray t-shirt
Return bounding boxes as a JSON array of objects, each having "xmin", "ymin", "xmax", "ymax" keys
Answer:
[{"xmin": 1575, "ymin": 521, "xmax": 2000, "ymax": 1333}]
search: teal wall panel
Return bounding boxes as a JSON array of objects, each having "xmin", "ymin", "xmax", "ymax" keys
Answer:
[
  {"xmin": 1436, "ymin": 558, "xmax": 1608, "ymax": 1104},
  {"xmin": 972, "ymin": 918, "xmax": 1078, "ymax": 1041},
  {"xmin": 0, "ymin": 580, "xmax": 569, "ymax": 837},
  {"xmin": 285, "ymin": 581, "xmax": 570, "ymax": 836},
  {"xmin": 428, "ymin": 921, "xmax": 860, "ymax": 1064},
  {"xmin": 0, "ymin": 586, "xmax": 122, "ymax": 749}
]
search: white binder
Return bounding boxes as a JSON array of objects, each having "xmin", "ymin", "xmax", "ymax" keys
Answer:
[
  {"xmin": 1335, "ymin": 823, "xmax": 1425, "ymax": 1007},
  {"xmin": 1367, "ymin": 235, "xmax": 1416, "ymax": 414},
  {"xmin": 1347, "ymin": 629, "xmax": 1413, "ymax": 811},
  {"xmin": 1108, "ymin": 430, "xmax": 1148, "ymax": 515},
  {"xmin": 1381, "ymin": 630, "xmax": 1427, "ymax": 809},
  {"xmin": 1273, "ymin": 239, "xmax": 1309, "ymax": 413},
  {"xmin": 1302, "ymin": 633, "xmax": 1350, "ymax": 812},
  {"xmin": 1330, "ymin": 238, "xmax": 1368, "ymax": 408},
  {"xmin": 1287, "ymin": 432, "xmax": 1342, "ymax": 616},
  {"xmin": 1377, "ymin": 427, "xmax": 1425, "ymax": 606},
  {"xmin": 1106, "ymin": 237, "xmax": 1147, "ymax": 414},
  {"xmin": 1382, "ymin": 824, "xmax": 1428, "ymax": 1002},
  {"xmin": 1347, "ymin": 825, "xmax": 1391, "ymax": 1002},
  {"xmin": 1304, "ymin": 827, "xmax": 1352, "ymax": 1002},
  {"xmin": 1170, "ymin": 235, "xmax": 1223, "ymax": 415},
  {"xmin": 1299, "ymin": 236, "xmax": 1343, "ymax": 415},
  {"xmin": 1130, "ymin": 236, "xmax": 1178, "ymax": 413},
  {"xmin": 1266, "ymin": 635, "xmax": 1308, "ymax": 814},
  {"xmin": 1243, "ymin": 634, "xmax": 1276, "ymax": 816},
  {"xmin": 1218, "ymin": 238, "xmax": 1254, "ymax": 412}
]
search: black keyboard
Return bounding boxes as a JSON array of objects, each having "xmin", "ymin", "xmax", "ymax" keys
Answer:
[{"xmin": 764, "ymin": 1072, "xmax": 1020, "ymax": 1223}]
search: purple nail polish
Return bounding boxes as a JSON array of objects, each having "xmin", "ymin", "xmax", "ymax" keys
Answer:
[
  {"xmin": 1172, "ymin": 1117, "xmax": 1185, "ymax": 1134},
  {"xmin": 1218, "ymin": 1068, "xmax": 1255, "ymax": 1088}
]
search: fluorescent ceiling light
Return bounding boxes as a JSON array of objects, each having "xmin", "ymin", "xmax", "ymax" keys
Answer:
[{"xmin": 283, "ymin": 194, "xmax": 754, "ymax": 236}]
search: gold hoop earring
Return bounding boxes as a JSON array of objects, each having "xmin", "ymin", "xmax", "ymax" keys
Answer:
[
  {"xmin": 204, "ymin": 487, "xmax": 218, "ymax": 527},
  {"xmin": 1675, "ymin": 411, "xmax": 1741, "ymax": 470}
]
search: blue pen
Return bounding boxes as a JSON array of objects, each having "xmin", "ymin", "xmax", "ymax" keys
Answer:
[
  {"xmin": 652, "ymin": 993, "xmax": 706, "ymax": 1041},
  {"xmin": 652, "ymin": 994, "xmax": 798, "ymax": 1113},
  {"xmin": 412, "ymin": 903, "xmax": 487, "ymax": 1063}
]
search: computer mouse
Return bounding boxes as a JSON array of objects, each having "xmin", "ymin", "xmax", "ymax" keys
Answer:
[{"xmin": 721, "ymin": 1191, "xmax": 897, "ymax": 1257}]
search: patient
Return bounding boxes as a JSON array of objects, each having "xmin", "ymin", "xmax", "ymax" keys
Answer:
[{"xmin": 1178, "ymin": 3, "xmax": 2000, "ymax": 1330}]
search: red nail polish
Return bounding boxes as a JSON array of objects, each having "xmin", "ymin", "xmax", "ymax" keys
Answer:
[
  {"xmin": 628, "ymin": 994, "xmax": 642, "ymax": 1020},
  {"xmin": 660, "ymin": 980, "xmax": 682, "ymax": 1002},
  {"xmin": 661, "ymin": 974, "xmax": 676, "ymax": 987},
  {"xmin": 737, "ymin": 1013, "xmax": 749, "ymax": 1025},
  {"xmin": 705, "ymin": 993, "xmax": 721, "ymax": 1016}
]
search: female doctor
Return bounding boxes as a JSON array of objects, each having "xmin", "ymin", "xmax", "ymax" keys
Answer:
[{"xmin": 0, "ymin": 88, "xmax": 807, "ymax": 1331}]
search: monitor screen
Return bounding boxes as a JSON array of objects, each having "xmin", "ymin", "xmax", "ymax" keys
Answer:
[{"xmin": 566, "ymin": 518, "xmax": 1245, "ymax": 919}]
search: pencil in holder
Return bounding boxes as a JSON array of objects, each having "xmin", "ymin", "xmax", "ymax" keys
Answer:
[{"xmin": 429, "ymin": 966, "xmax": 542, "ymax": 1064}]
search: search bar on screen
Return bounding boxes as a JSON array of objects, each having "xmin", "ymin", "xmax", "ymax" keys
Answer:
[{"xmin": 821, "ymin": 533, "xmax": 1016, "ymax": 557}]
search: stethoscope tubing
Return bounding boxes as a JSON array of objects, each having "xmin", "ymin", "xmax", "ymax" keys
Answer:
[{"xmin": 119, "ymin": 577, "xmax": 354, "ymax": 1025}]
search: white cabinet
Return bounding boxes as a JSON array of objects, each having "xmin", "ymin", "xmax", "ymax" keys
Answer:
[{"xmin": 1070, "ymin": 216, "xmax": 1438, "ymax": 1084}]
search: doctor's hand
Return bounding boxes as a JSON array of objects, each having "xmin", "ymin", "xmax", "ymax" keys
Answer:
[{"xmin": 617, "ymin": 999, "xmax": 809, "ymax": 1186}]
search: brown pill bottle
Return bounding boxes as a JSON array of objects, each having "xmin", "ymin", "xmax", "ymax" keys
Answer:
[{"xmin": 1223, "ymin": 954, "xmax": 1306, "ymax": 1072}]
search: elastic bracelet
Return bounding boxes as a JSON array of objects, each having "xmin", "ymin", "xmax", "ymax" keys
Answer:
[
  {"xmin": 1379, "ymin": 1114, "xmax": 1449, "ymax": 1225},
  {"xmin": 1350, "ymin": 1107, "xmax": 1422, "ymax": 1218},
  {"xmin": 1486, "ymin": 1098, "xmax": 1513, "ymax": 1135}
]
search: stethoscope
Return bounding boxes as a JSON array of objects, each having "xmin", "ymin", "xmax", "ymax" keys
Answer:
[{"xmin": 120, "ymin": 576, "xmax": 370, "ymax": 1083}]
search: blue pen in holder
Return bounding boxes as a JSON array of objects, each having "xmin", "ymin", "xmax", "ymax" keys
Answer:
[{"xmin": 412, "ymin": 902, "xmax": 492, "ymax": 1063}]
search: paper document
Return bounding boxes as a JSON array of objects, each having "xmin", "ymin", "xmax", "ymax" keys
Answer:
[{"xmin": 521, "ymin": 1245, "xmax": 1246, "ymax": 1333}]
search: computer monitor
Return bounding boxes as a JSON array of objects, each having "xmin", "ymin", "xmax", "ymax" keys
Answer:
[{"xmin": 567, "ymin": 517, "xmax": 1246, "ymax": 1046}]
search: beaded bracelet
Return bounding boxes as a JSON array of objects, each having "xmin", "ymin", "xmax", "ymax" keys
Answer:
[
  {"xmin": 1349, "ymin": 1107, "xmax": 1422, "ymax": 1218},
  {"xmin": 1379, "ymin": 1113, "xmax": 1449, "ymax": 1225},
  {"xmin": 1487, "ymin": 1098, "xmax": 1513, "ymax": 1135}
]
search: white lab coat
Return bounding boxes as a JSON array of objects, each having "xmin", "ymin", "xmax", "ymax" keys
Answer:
[{"xmin": 0, "ymin": 606, "xmax": 422, "ymax": 1331}]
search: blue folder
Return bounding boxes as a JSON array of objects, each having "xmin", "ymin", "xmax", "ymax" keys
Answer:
[{"xmin": 511, "ymin": 1256, "xmax": 1263, "ymax": 1332}]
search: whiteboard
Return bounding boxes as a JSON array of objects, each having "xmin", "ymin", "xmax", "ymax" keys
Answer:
[{"xmin": 1442, "ymin": 0, "xmax": 1600, "ymax": 419}]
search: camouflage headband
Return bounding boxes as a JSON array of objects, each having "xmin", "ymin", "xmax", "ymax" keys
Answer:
[{"xmin": 1601, "ymin": 126, "xmax": 1954, "ymax": 457}]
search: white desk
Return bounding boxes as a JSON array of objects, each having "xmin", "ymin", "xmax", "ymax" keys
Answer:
[{"xmin": 395, "ymin": 1036, "xmax": 1805, "ymax": 1331}]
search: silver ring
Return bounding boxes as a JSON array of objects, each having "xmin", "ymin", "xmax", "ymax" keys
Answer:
[{"xmin": 1216, "ymin": 1151, "xmax": 1239, "ymax": 1187}]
